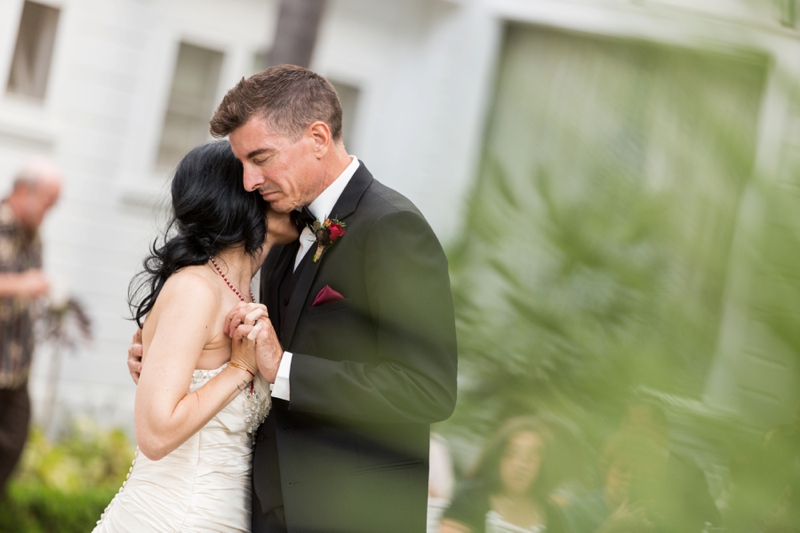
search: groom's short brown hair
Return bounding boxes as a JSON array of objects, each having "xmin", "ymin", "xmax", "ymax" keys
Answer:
[{"xmin": 210, "ymin": 64, "xmax": 343, "ymax": 142}]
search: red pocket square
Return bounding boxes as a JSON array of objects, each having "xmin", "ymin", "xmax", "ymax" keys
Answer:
[{"xmin": 312, "ymin": 285, "xmax": 345, "ymax": 307}]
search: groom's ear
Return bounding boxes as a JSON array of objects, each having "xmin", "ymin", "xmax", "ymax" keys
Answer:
[{"xmin": 308, "ymin": 121, "xmax": 332, "ymax": 158}]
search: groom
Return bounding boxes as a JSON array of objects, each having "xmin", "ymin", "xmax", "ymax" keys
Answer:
[{"xmin": 129, "ymin": 65, "xmax": 457, "ymax": 533}]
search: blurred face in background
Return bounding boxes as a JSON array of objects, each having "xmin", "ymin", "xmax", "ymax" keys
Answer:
[
  {"xmin": 15, "ymin": 180, "xmax": 60, "ymax": 230},
  {"xmin": 499, "ymin": 430, "xmax": 544, "ymax": 496}
]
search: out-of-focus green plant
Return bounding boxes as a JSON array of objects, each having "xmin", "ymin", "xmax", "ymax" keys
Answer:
[
  {"xmin": 15, "ymin": 419, "xmax": 132, "ymax": 491},
  {"xmin": 38, "ymin": 296, "xmax": 93, "ymax": 431},
  {"xmin": 448, "ymin": 158, "xmax": 674, "ymax": 434},
  {"xmin": 436, "ymin": 18, "xmax": 800, "ymax": 533},
  {"xmin": 447, "ymin": 63, "xmax": 761, "ymax": 430},
  {"xmin": 0, "ymin": 419, "xmax": 134, "ymax": 533},
  {"xmin": 441, "ymin": 24, "xmax": 769, "ymax": 489},
  {"xmin": 0, "ymin": 483, "xmax": 118, "ymax": 533}
]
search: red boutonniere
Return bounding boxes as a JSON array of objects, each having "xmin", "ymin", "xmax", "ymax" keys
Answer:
[{"xmin": 311, "ymin": 218, "xmax": 346, "ymax": 262}]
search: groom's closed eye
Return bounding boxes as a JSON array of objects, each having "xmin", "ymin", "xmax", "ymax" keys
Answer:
[
  {"xmin": 247, "ymin": 148, "xmax": 276, "ymax": 163},
  {"xmin": 247, "ymin": 148, "xmax": 269, "ymax": 159}
]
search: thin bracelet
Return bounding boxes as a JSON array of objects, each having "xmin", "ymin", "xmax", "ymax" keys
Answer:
[{"xmin": 228, "ymin": 360, "xmax": 255, "ymax": 378}]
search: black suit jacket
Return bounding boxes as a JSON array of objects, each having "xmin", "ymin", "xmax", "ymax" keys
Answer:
[{"xmin": 253, "ymin": 163, "xmax": 458, "ymax": 533}]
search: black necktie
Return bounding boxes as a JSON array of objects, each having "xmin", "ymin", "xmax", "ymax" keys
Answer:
[{"xmin": 290, "ymin": 206, "xmax": 316, "ymax": 232}]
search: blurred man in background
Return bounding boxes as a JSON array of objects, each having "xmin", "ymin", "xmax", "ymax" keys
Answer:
[{"xmin": 0, "ymin": 159, "xmax": 61, "ymax": 497}]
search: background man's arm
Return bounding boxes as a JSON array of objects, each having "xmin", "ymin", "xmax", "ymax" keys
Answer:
[{"xmin": 0, "ymin": 269, "xmax": 49, "ymax": 298}]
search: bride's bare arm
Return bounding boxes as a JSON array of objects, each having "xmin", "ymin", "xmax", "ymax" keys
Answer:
[{"xmin": 134, "ymin": 272, "xmax": 261, "ymax": 461}]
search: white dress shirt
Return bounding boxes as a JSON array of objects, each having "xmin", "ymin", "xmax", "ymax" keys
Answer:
[{"xmin": 271, "ymin": 156, "xmax": 360, "ymax": 401}]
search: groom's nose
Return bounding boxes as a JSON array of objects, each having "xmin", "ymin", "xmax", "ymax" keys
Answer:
[{"xmin": 243, "ymin": 166, "xmax": 265, "ymax": 192}]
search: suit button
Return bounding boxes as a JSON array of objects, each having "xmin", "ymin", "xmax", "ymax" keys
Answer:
[{"xmin": 283, "ymin": 297, "xmax": 290, "ymax": 305}]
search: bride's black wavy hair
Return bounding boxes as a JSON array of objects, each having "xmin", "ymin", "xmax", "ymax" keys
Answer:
[{"xmin": 129, "ymin": 140, "xmax": 267, "ymax": 327}]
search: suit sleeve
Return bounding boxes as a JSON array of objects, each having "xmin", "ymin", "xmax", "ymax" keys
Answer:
[{"xmin": 287, "ymin": 209, "xmax": 458, "ymax": 423}]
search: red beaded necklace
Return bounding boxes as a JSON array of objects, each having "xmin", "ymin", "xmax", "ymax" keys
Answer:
[{"xmin": 209, "ymin": 257, "xmax": 255, "ymax": 303}]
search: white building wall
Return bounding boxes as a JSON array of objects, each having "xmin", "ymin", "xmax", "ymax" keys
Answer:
[
  {"xmin": 0, "ymin": 0, "xmax": 505, "ymax": 434},
  {"xmin": 0, "ymin": 0, "xmax": 796, "ymax": 432},
  {"xmin": 0, "ymin": 0, "xmax": 279, "ymax": 431}
]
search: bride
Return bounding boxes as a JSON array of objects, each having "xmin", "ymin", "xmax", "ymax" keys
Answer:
[{"xmin": 94, "ymin": 140, "xmax": 297, "ymax": 533}]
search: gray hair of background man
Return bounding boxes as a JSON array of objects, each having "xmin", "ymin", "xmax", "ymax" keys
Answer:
[{"xmin": 12, "ymin": 157, "xmax": 62, "ymax": 192}]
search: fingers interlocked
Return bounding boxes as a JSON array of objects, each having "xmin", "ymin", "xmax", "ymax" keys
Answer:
[
  {"xmin": 233, "ymin": 320, "xmax": 267, "ymax": 344},
  {"xmin": 224, "ymin": 302, "xmax": 269, "ymax": 336}
]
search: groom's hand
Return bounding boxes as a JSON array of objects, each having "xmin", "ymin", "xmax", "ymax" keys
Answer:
[
  {"xmin": 127, "ymin": 328, "xmax": 143, "ymax": 385},
  {"xmin": 238, "ymin": 319, "xmax": 283, "ymax": 383},
  {"xmin": 224, "ymin": 302, "xmax": 269, "ymax": 335},
  {"xmin": 225, "ymin": 302, "xmax": 282, "ymax": 382}
]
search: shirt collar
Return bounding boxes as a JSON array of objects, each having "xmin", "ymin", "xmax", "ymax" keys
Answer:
[{"xmin": 306, "ymin": 156, "xmax": 360, "ymax": 221}]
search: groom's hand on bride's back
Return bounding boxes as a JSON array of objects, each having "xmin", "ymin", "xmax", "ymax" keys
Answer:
[{"xmin": 127, "ymin": 328, "xmax": 143, "ymax": 385}]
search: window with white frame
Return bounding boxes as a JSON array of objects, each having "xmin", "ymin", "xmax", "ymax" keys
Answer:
[
  {"xmin": 156, "ymin": 42, "xmax": 224, "ymax": 170},
  {"xmin": 6, "ymin": 1, "xmax": 60, "ymax": 100},
  {"xmin": 252, "ymin": 49, "xmax": 269, "ymax": 76},
  {"xmin": 330, "ymin": 80, "xmax": 360, "ymax": 152}
]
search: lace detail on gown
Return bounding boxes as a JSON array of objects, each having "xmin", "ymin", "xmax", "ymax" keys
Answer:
[
  {"xmin": 93, "ymin": 363, "xmax": 270, "ymax": 533},
  {"xmin": 242, "ymin": 378, "xmax": 269, "ymax": 443},
  {"xmin": 190, "ymin": 365, "xmax": 226, "ymax": 384}
]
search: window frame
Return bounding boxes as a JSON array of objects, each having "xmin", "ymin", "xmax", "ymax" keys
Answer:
[{"xmin": 5, "ymin": 0, "xmax": 61, "ymax": 102}]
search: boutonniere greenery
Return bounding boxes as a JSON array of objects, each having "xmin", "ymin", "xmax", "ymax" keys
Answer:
[{"xmin": 311, "ymin": 218, "xmax": 346, "ymax": 262}]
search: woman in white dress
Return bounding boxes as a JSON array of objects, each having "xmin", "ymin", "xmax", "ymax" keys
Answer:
[{"xmin": 94, "ymin": 140, "xmax": 297, "ymax": 533}]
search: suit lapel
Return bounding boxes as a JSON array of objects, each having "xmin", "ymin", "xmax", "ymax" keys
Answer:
[
  {"xmin": 282, "ymin": 247, "xmax": 322, "ymax": 348},
  {"xmin": 261, "ymin": 243, "xmax": 296, "ymax": 324},
  {"xmin": 327, "ymin": 162, "xmax": 373, "ymax": 222},
  {"xmin": 280, "ymin": 163, "xmax": 374, "ymax": 348}
]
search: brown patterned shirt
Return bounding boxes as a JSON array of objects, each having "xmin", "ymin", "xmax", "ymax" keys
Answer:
[{"xmin": 0, "ymin": 202, "xmax": 41, "ymax": 389}]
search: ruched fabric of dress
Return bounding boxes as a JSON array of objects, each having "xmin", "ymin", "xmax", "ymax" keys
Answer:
[{"xmin": 93, "ymin": 364, "xmax": 270, "ymax": 533}]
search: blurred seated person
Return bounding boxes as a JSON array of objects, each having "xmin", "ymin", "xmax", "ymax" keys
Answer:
[
  {"xmin": 440, "ymin": 417, "xmax": 567, "ymax": 533},
  {"xmin": 759, "ymin": 411, "xmax": 800, "ymax": 533},
  {"xmin": 712, "ymin": 412, "xmax": 800, "ymax": 533},
  {"xmin": 566, "ymin": 433, "xmax": 656, "ymax": 533},
  {"xmin": 604, "ymin": 402, "xmax": 720, "ymax": 533},
  {"xmin": 0, "ymin": 159, "xmax": 61, "ymax": 497}
]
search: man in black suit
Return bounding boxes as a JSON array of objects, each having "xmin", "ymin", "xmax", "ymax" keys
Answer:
[
  {"xmin": 127, "ymin": 64, "xmax": 457, "ymax": 533},
  {"xmin": 215, "ymin": 65, "xmax": 457, "ymax": 532}
]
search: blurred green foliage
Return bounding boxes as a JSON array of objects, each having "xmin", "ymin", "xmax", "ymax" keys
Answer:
[
  {"xmin": 445, "ymin": 25, "xmax": 767, "ymax": 443},
  {"xmin": 0, "ymin": 420, "xmax": 134, "ymax": 533},
  {"xmin": 440, "ymin": 22, "xmax": 800, "ymax": 532}
]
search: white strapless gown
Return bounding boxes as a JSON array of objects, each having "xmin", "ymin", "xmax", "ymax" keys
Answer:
[{"xmin": 93, "ymin": 364, "xmax": 270, "ymax": 533}]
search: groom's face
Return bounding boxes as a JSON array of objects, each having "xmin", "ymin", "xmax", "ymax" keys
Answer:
[{"xmin": 230, "ymin": 115, "xmax": 321, "ymax": 213}]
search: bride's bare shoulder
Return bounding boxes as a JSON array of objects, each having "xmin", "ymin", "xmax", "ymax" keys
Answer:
[
  {"xmin": 140, "ymin": 266, "xmax": 223, "ymax": 349},
  {"xmin": 152, "ymin": 266, "xmax": 220, "ymax": 313}
]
